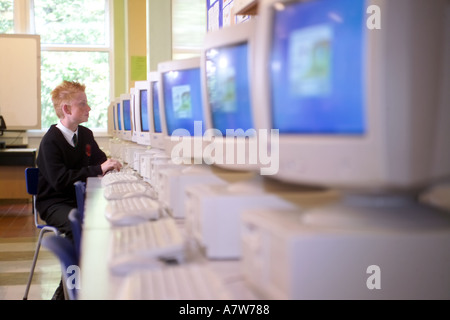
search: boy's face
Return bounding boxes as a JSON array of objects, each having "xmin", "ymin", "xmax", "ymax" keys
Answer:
[{"xmin": 67, "ymin": 91, "xmax": 90, "ymax": 124}]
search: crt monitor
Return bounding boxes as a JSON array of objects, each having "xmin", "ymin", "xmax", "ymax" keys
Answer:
[
  {"xmin": 201, "ymin": 19, "xmax": 263, "ymax": 172},
  {"xmin": 0, "ymin": 115, "xmax": 5, "ymax": 148},
  {"xmin": 249, "ymin": 0, "xmax": 450, "ymax": 299},
  {"xmin": 158, "ymin": 57, "xmax": 207, "ymax": 163},
  {"xmin": 148, "ymin": 71, "xmax": 165, "ymax": 150},
  {"xmin": 107, "ymin": 100, "xmax": 115, "ymax": 137},
  {"xmin": 119, "ymin": 93, "xmax": 132, "ymax": 141},
  {"xmin": 253, "ymin": 0, "xmax": 450, "ymax": 193},
  {"xmin": 134, "ymin": 80, "xmax": 151, "ymax": 146},
  {"xmin": 114, "ymin": 97, "xmax": 122, "ymax": 138},
  {"xmin": 130, "ymin": 87, "xmax": 138, "ymax": 143},
  {"xmin": 0, "ymin": 115, "xmax": 6, "ymax": 132}
]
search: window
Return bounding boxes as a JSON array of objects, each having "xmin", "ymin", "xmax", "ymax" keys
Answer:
[
  {"xmin": 1, "ymin": 0, "xmax": 113, "ymax": 130},
  {"xmin": 172, "ymin": 0, "xmax": 206, "ymax": 60},
  {"xmin": 0, "ymin": 0, "xmax": 14, "ymax": 33}
]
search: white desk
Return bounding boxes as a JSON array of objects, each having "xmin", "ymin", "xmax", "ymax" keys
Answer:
[
  {"xmin": 79, "ymin": 177, "xmax": 259, "ymax": 300},
  {"xmin": 78, "ymin": 173, "xmax": 450, "ymax": 300},
  {"xmin": 82, "ymin": 177, "xmax": 110, "ymax": 230}
]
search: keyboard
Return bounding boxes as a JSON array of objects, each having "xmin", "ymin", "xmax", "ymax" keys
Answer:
[
  {"xmin": 116, "ymin": 263, "xmax": 232, "ymax": 300},
  {"xmin": 108, "ymin": 217, "xmax": 185, "ymax": 274},
  {"xmin": 105, "ymin": 196, "xmax": 161, "ymax": 226},
  {"xmin": 103, "ymin": 182, "xmax": 157, "ymax": 200},
  {"xmin": 102, "ymin": 171, "xmax": 140, "ymax": 187}
]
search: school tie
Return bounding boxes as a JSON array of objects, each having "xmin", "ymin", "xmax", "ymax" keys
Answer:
[{"xmin": 72, "ymin": 133, "xmax": 78, "ymax": 147}]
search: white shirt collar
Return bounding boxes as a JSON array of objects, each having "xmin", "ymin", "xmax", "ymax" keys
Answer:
[{"xmin": 56, "ymin": 120, "xmax": 78, "ymax": 147}]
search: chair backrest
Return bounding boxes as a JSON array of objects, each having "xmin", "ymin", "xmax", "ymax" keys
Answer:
[
  {"xmin": 25, "ymin": 167, "xmax": 39, "ymax": 196},
  {"xmin": 42, "ymin": 235, "xmax": 79, "ymax": 300},
  {"xmin": 25, "ymin": 167, "xmax": 41, "ymax": 227},
  {"xmin": 68, "ymin": 208, "xmax": 82, "ymax": 263},
  {"xmin": 73, "ymin": 181, "xmax": 86, "ymax": 222}
]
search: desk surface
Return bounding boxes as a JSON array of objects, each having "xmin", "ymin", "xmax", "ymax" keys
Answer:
[
  {"xmin": 78, "ymin": 166, "xmax": 450, "ymax": 300},
  {"xmin": 0, "ymin": 147, "xmax": 36, "ymax": 152},
  {"xmin": 79, "ymin": 177, "xmax": 259, "ymax": 300}
]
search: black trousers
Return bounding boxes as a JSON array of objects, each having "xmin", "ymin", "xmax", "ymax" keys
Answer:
[
  {"xmin": 41, "ymin": 203, "xmax": 76, "ymax": 300},
  {"xmin": 41, "ymin": 203, "xmax": 74, "ymax": 242}
]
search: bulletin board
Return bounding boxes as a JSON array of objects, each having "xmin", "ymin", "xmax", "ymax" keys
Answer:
[
  {"xmin": 207, "ymin": 0, "xmax": 251, "ymax": 31},
  {"xmin": 207, "ymin": 0, "xmax": 223, "ymax": 31},
  {"xmin": 0, "ymin": 34, "xmax": 41, "ymax": 130}
]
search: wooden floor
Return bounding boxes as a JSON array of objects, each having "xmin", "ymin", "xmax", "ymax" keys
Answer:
[{"xmin": 0, "ymin": 199, "xmax": 60, "ymax": 300}]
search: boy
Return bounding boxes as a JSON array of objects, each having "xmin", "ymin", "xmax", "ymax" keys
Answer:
[{"xmin": 36, "ymin": 80, "xmax": 121, "ymax": 299}]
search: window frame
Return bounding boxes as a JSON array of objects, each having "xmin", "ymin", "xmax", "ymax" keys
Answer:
[{"xmin": 11, "ymin": 0, "xmax": 114, "ymax": 133}]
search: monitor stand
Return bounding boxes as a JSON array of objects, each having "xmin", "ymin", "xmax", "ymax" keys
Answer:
[
  {"xmin": 301, "ymin": 191, "xmax": 450, "ymax": 230},
  {"xmin": 241, "ymin": 189, "xmax": 450, "ymax": 299}
]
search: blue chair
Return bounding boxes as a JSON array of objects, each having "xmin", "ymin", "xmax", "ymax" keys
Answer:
[
  {"xmin": 68, "ymin": 208, "xmax": 82, "ymax": 263},
  {"xmin": 23, "ymin": 167, "xmax": 60, "ymax": 300},
  {"xmin": 74, "ymin": 180, "xmax": 86, "ymax": 223},
  {"xmin": 42, "ymin": 235, "xmax": 79, "ymax": 300}
]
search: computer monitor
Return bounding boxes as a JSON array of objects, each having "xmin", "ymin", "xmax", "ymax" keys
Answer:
[
  {"xmin": 201, "ymin": 19, "xmax": 264, "ymax": 172},
  {"xmin": 134, "ymin": 80, "xmax": 151, "ymax": 146},
  {"xmin": 107, "ymin": 100, "xmax": 115, "ymax": 137},
  {"xmin": 0, "ymin": 115, "xmax": 5, "ymax": 148},
  {"xmin": 245, "ymin": 0, "xmax": 450, "ymax": 299},
  {"xmin": 158, "ymin": 57, "xmax": 207, "ymax": 163},
  {"xmin": 0, "ymin": 115, "xmax": 6, "ymax": 132},
  {"xmin": 148, "ymin": 71, "xmax": 165, "ymax": 150},
  {"xmin": 253, "ymin": 0, "xmax": 450, "ymax": 194},
  {"xmin": 114, "ymin": 97, "xmax": 122, "ymax": 139},
  {"xmin": 130, "ymin": 88, "xmax": 138, "ymax": 143},
  {"xmin": 119, "ymin": 93, "xmax": 132, "ymax": 141}
]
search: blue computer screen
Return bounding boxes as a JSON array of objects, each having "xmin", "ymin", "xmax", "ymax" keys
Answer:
[
  {"xmin": 162, "ymin": 68, "xmax": 205, "ymax": 136},
  {"xmin": 117, "ymin": 102, "xmax": 122, "ymax": 131},
  {"xmin": 152, "ymin": 81, "xmax": 162, "ymax": 133},
  {"xmin": 271, "ymin": 0, "xmax": 366, "ymax": 134},
  {"xmin": 113, "ymin": 105, "xmax": 116, "ymax": 130},
  {"xmin": 139, "ymin": 89, "xmax": 149, "ymax": 132},
  {"xmin": 205, "ymin": 42, "xmax": 254, "ymax": 136},
  {"xmin": 123, "ymin": 99, "xmax": 131, "ymax": 131}
]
